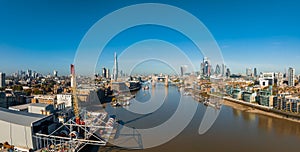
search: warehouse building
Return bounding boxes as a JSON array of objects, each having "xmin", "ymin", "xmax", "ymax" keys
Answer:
[{"xmin": 0, "ymin": 107, "xmax": 54, "ymax": 150}]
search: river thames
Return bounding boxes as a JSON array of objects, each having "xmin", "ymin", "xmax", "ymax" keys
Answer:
[{"xmin": 83, "ymin": 83, "xmax": 300, "ymax": 152}]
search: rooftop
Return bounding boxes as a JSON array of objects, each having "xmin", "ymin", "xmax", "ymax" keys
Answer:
[
  {"xmin": 29, "ymin": 103, "xmax": 51, "ymax": 108},
  {"xmin": 9, "ymin": 103, "xmax": 31, "ymax": 110},
  {"xmin": 0, "ymin": 107, "xmax": 48, "ymax": 127}
]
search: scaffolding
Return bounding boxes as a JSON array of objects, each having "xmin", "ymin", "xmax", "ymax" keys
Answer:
[{"xmin": 33, "ymin": 109, "xmax": 115, "ymax": 152}]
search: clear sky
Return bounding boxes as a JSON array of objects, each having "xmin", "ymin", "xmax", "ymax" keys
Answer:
[{"xmin": 1, "ymin": 0, "xmax": 300, "ymax": 75}]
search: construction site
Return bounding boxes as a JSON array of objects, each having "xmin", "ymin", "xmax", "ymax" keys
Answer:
[{"xmin": 0, "ymin": 65, "xmax": 117, "ymax": 152}]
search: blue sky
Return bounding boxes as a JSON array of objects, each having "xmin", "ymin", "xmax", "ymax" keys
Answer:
[{"xmin": 1, "ymin": 0, "xmax": 300, "ymax": 75}]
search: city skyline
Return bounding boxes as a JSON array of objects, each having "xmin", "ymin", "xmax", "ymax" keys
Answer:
[
  {"xmin": 1, "ymin": 1, "xmax": 300, "ymax": 151},
  {"xmin": 1, "ymin": 1, "xmax": 300, "ymax": 75}
]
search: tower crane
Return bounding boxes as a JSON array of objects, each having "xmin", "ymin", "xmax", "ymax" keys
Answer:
[{"xmin": 71, "ymin": 64, "xmax": 85, "ymax": 125}]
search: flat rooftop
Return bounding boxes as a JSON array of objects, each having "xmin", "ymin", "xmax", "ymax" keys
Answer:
[
  {"xmin": 29, "ymin": 103, "xmax": 51, "ymax": 108},
  {"xmin": 0, "ymin": 107, "xmax": 48, "ymax": 127},
  {"xmin": 9, "ymin": 103, "xmax": 31, "ymax": 110}
]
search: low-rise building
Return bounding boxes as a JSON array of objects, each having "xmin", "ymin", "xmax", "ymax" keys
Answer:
[
  {"xmin": 28, "ymin": 103, "xmax": 55, "ymax": 115},
  {"xmin": 242, "ymin": 91, "xmax": 257, "ymax": 102},
  {"xmin": 0, "ymin": 90, "xmax": 22, "ymax": 108},
  {"xmin": 285, "ymin": 96, "xmax": 300, "ymax": 113},
  {"xmin": 232, "ymin": 88, "xmax": 242, "ymax": 100},
  {"xmin": 272, "ymin": 94, "xmax": 300, "ymax": 113},
  {"xmin": 256, "ymin": 90, "xmax": 273, "ymax": 107},
  {"xmin": 31, "ymin": 95, "xmax": 56, "ymax": 105}
]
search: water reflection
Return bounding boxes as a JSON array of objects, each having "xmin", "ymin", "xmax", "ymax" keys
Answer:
[
  {"xmin": 258, "ymin": 115, "xmax": 300, "ymax": 137},
  {"xmin": 231, "ymin": 106, "xmax": 300, "ymax": 137},
  {"xmin": 232, "ymin": 108, "xmax": 242, "ymax": 118},
  {"xmin": 241, "ymin": 111, "xmax": 256, "ymax": 122}
]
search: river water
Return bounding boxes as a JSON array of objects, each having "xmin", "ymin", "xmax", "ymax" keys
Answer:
[{"xmin": 84, "ymin": 83, "xmax": 300, "ymax": 152}]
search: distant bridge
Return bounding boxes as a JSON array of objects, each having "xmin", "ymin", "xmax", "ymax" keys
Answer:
[{"xmin": 151, "ymin": 75, "xmax": 169, "ymax": 87}]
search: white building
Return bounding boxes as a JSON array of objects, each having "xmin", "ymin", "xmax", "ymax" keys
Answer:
[
  {"xmin": 53, "ymin": 70, "xmax": 58, "ymax": 77},
  {"xmin": 259, "ymin": 78, "xmax": 269, "ymax": 88},
  {"xmin": 276, "ymin": 72, "xmax": 284, "ymax": 85},
  {"xmin": 57, "ymin": 94, "xmax": 72, "ymax": 108},
  {"xmin": 260, "ymin": 72, "xmax": 275, "ymax": 86}
]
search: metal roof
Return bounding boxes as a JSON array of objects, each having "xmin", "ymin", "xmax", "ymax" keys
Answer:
[{"xmin": 0, "ymin": 107, "xmax": 47, "ymax": 127}]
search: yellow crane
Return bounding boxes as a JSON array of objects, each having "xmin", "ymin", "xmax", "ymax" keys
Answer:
[{"xmin": 71, "ymin": 64, "xmax": 85, "ymax": 125}]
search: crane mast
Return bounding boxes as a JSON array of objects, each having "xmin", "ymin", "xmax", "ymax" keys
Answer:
[{"xmin": 71, "ymin": 64, "xmax": 84, "ymax": 125}]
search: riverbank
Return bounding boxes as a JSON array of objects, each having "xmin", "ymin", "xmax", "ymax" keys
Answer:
[{"xmin": 217, "ymin": 95, "xmax": 300, "ymax": 123}]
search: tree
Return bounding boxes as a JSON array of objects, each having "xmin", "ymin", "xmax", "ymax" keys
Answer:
[
  {"xmin": 12, "ymin": 85, "xmax": 23, "ymax": 91},
  {"xmin": 24, "ymin": 89, "xmax": 32, "ymax": 96},
  {"xmin": 32, "ymin": 88, "xmax": 43, "ymax": 95}
]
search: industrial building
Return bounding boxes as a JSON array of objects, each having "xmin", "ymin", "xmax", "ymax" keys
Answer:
[{"xmin": 0, "ymin": 107, "xmax": 54, "ymax": 150}]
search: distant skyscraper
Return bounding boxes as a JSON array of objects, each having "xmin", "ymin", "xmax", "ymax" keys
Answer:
[
  {"xmin": 0, "ymin": 72, "xmax": 5, "ymax": 88},
  {"xmin": 26, "ymin": 69, "xmax": 32, "ymax": 78},
  {"xmin": 215, "ymin": 64, "xmax": 221, "ymax": 75},
  {"xmin": 106, "ymin": 69, "xmax": 110, "ymax": 79},
  {"xmin": 226, "ymin": 68, "xmax": 231, "ymax": 78},
  {"xmin": 254, "ymin": 68, "xmax": 257, "ymax": 77},
  {"xmin": 102, "ymin": 67, "xmax": 107, "ymax": 78},
  {"xmin": 288, "ymin": 67, "xmax": 295, "ymax": 86},
  {"xmin": 32, "ymin": 71, "xmax": 37, "ymax": 78},
  {"xmin": 113, "ymin": 52, "xmax": 118, "ymax": 81},
  {"xmin": 200, "ymin": 57, "xmax": 211, "ymax": 77},
  {"xmin": 53, "ymin": 70, "xmax": 58, "ymax": 77},
  {"xmin": 120, "ymin": 70, "xmax": 123, "ymax": 78},
  {"xmin": 246, "ymin": 68, "xmax": 252, "ymax": 77},
  {"xmin": 284, "ymin": 68, "xmax": 287, "ymax": 78},
  {"xmin": 221, "ymin": 64, "xmax": 226, "ymax": 77},
  {"xmin": 180, "ymin": 65, "xmax": 188, "ymax": 76},
  {"xmin": 210, "ymin": 67, "xmax": 214, "ymax": 76}
]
